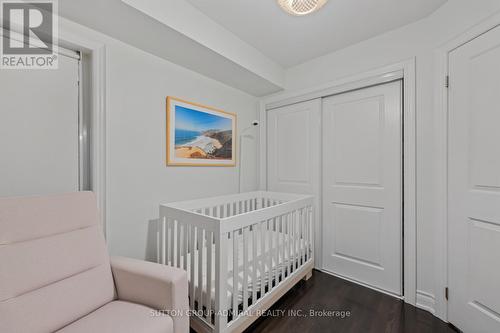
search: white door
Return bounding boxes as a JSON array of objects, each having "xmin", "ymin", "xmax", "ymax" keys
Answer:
[
  {"xmin": 267, "ymin": 99, "xmax": 322, "ymax": 266},
  {"xmin": 448, "ymin": 25, "xmax": 500, "ymax": 333},
  {"xmin": 0, "ymin": 38, "xmax": 80, "ymax": 197},
  {"xmin": 322, "ymin": 81, "xmax": 402, "ymax": 295}
]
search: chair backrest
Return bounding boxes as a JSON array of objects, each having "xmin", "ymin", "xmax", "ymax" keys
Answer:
[{"xmin": 0, "ymin": 192, "xmax": 115, "ymax": 332}]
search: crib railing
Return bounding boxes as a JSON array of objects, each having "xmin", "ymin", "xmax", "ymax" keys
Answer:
[{"xmin": 159, "ymin": 191, "xmax": 314, "ymax": 333}]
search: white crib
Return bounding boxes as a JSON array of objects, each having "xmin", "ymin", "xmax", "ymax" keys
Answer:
[{"xmin": 158, "ymin": 191, "xmax": 314, "ymax": 333}]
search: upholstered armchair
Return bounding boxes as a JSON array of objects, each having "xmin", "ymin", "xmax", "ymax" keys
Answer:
[{"xmin": 0, "ymin": 192, "xmax": 189, "ymax": 333}]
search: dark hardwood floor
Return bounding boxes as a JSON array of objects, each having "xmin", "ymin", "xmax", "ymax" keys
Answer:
[{"xmin": 244, "ymin": 270, "xmax": 455, "ymax": 333}]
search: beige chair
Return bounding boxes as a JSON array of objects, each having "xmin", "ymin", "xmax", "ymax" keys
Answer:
[{"xmin": 0, "ymin": 192, "xmax": 189, "ymax": 333}]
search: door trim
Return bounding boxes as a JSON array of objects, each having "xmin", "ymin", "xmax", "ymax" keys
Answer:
[
  {"xmin": 259, "ymin": 59, "xmax": 417, "ymax": 305},
  {"xmin": 434, "ymin": 11, "xmax": 500, "ymax": 323}
]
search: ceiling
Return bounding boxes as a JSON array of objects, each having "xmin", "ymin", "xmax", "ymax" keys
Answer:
[
  {"xmin": 58, "ymin": 0, "xmax": 284, "ymax": 96},
  {"xmin": 57, "ymin": 0, "xmax": 448, "ymax": 96},
  {"xmin": 185, "ymin": 0, "xmax": 448, "ymax": 67}
]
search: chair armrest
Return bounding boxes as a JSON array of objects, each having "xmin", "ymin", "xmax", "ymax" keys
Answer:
[{"xmin": 110, "ymin": 256, "xmax": 189, "ymax": 333}]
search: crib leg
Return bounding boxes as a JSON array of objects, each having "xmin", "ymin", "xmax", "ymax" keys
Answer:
[{"xmin": 302, "ymin": 270, "xmax": 312, "ymax": 281}]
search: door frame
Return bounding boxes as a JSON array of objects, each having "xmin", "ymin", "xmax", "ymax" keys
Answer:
[
  {"xmin": 434, "ymin": 11, "xmax": 500, "ymax": 323},
  {"xmin": 259, "ymin": 59, "xmax": 417, "ymax": 305},
  {"xmin": 57, "ymin": 17, "xmax": 109, "ymax": 237}
]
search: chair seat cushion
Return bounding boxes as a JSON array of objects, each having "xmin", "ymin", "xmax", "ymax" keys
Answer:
[{"xmin": 56, "ymin": 301, "xmax": 173, "ymax": 333}]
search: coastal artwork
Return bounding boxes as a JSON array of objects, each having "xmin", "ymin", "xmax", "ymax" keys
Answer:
[{"xmin": 166, "ymin": 97, "xmax": 236, "ymax": 166}]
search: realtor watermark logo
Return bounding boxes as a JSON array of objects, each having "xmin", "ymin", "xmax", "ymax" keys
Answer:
[{"xmin": 1, "ymin": 0, "xmax": 58, "ymax": 69}]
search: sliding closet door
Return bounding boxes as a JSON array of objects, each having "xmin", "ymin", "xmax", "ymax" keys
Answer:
[
  {"xmin": 0, "ymin": 42, "xmax": 80, "ymax": 197},
  {"xmin": 322, "ymin": 81, "xmax": 402, "ymax": 295},
  {"xmin": 448, "ymin": 25, "xmax": 500, "ymax": 333},
  {"xmin": 267, "ymin": 99, "xmax": 321, "ymax": 266}
]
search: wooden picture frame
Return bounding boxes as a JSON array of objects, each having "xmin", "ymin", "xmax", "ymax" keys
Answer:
[{"xmin": 166, "ymin": 96, "xmax": 236, "ymax": 166}]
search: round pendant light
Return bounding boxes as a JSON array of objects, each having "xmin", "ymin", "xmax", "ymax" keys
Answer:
[{"xmin": 277, "ymin": 0, "xmax": 329, "ymax": 16}]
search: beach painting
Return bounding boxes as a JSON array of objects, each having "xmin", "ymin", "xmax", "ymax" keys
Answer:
[{"xmin": 166, "ymin": 97, "xmax": 236, "ymax": 166}]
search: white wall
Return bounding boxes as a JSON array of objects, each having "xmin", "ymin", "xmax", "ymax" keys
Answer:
[
  {"xmin": 61, "ymin": 20, "xmax": 260, "ymax": 261},
  {"xmin": 277, "ymin": 0, "xmax": 500, "ymax": 315}
]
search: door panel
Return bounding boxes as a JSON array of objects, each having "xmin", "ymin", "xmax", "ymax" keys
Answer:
[
  {"xmin": 331, "ymin": 97, "xmax": 383, "ymax": 186},
  {"xmin": 322, "ymin": 81, "xmax": 402, "ymax": 295},
  {"xmin": 333, "ymin": 203, "xmax": 383, "ymax": 268},
  {"xmin": 267, "ymin": 99, "xmax": 321, "ymax": 266},
  {"xmin": 448, "ymin": 25, "xmax": 500, "ymax": 333}
]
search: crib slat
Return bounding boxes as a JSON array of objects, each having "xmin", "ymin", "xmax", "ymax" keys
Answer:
[
  {"xmin": 274, "ymin": 217, "xmax": 279, "ymax": 284},
  {"xmin": 251, "ymin": 223, "xmax": 257, "ymax": 303},
  {"xmin": 259, "ymin": 221, "xmax": 265, "ymax": 298},
  {"xmin": 242, "ymin": 227, "xmax": 249, "ymax": 311},
  {"xmin": 170, "ymin": 219, "xmax": 176, "ymax": 266},
  {"xmin": 197, "ymin": 227, "xmax": 203, "ymax": 310},
  {"xmin": 161, "ymin": 217, "xmax": 166, "ymax": 265},
  {"xmin": 183, "ymin": 224, "xmax": 188, "ymax": 270},
  {"xmin": 220, "ymin": 204, "xmax": 225, "ymax": 218},
  {"xmin": 293, "ymin": 211, "xmax": 296, "ymax": 269},
  {"xmin": 156, "ymin": 219, "xmax": 161, "ymax": 264},
  {"xmin": 303, "ymin": 209, "xmax": 307, "ymax": 264},
  {"xmin": 304, "ymin": 209, "xmax": 308, "ymax": 262},
  {"xmin": 307, "ymin": 207, "xmax": 311, "ymax": 262},
  {"xmin": 206, "ymin": 230, "xmax": 213, "ymax": 320},
  {"xmin": 168, "ymin": 218, "xmax": 172, "ymax": 266},
  {"xmin": 297, "ymin": 210, "xmax": 301, "ymax": 269},
  {"xmin": 309, "ymin": 206, "xmax": 313, "ymax": 260},
  {"xmin": 300, "ymin": 209, "xmax": 304, "ymax": 265},
  {"xmin": 214, "ymin": 231, "xmax": 228, "ymax": 330},
  {"xmin": 293, "ymin": 211, "xmax": 297, "ymax": 271},
  {"xmin": 294, "ymin": 210, "xmax": 299, "ymax": 270},
  {"xmin": 299, "ymin": 209, "xmax": 306, "ymax": 265},
  {"xmin": 232, "ymin": 230, "xmax": 239, "ymax": 318},
  {"xmin": 267, "ymin": 219, "xmax": 272, "ymax": 290},
  {"xmin": 190, "ymin": 226, "xmax": 196, "ymax": 309},
  {"xmin": 176, "ymin": 221, "xmax": 181, "ymax": 268},
  {"xmin": 281, "ymin": 216, "xmax": 285, "ymax": 280},
  {"xmin": 285, "ymin": 213, "xmax": 290, "ymax": 277}
]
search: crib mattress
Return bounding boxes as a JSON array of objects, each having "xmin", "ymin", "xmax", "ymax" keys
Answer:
[{"xmin": 182, "ymin": 229, "xmax": 310, "ymax": 312}]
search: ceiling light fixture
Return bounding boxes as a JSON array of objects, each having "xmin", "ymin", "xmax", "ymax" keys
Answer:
[{"xmin": 277, "ymin": 0, "xmax": 329, "ymax": 16}]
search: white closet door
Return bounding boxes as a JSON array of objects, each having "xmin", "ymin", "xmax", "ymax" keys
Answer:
[
  {"xmin": 0, "ymin": 43, "xmax": 80, "ymax": 197},
  {"xmin": 448, "ymin": 25, "xmax": 500, "ymax": 333},
  {"xmin": 267, "ymin": 99, "xmax": 321, "ymax": 266},
  {"xmin": 322, "ymin": 81, "xmax": 402, "ymax": 295}
]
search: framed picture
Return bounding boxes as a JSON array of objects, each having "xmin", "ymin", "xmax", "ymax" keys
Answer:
[{"xmin": 166, "ymin": 96, "xmax": 236, "ymax": 166}]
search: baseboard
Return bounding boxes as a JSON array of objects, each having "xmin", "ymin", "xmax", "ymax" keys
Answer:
[{"xmin": 416, "ymin": 290, "xmax": 436, "ymax": 315}]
